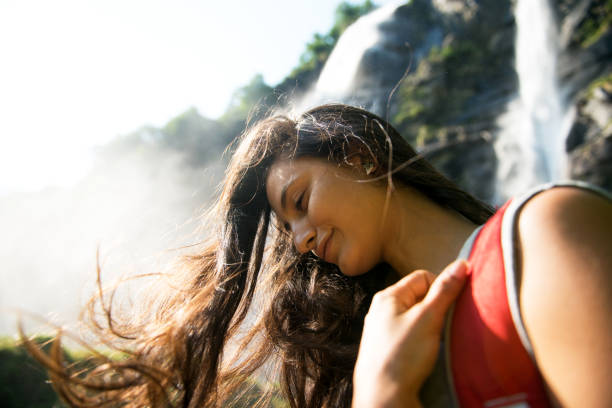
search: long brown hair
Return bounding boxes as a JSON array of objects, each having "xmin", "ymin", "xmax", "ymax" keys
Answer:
[{"xmin": 23, "ymin": 104, "xmax": 492, "ymax": 407}]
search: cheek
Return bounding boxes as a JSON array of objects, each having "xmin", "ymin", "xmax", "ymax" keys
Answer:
[
  {"xmin": 359, "ymin": 223, "xmax": 387, "ymax": 264},
  {"xmin": 306, "ymin": 190, "xmax": 332, "ymax": 226},
  {"xmin": 337, "ymin": 235, "xmax": 380, "ymax": 277},
  {"xmin": 310, "ymin": 184, "xmax": 359, "ymax": 224}
]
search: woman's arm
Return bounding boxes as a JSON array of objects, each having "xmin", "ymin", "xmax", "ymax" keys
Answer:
[
  {"xmin": 352, "ymin": 260, "xmax": 468, "ymax": 408},
  {"xmin": 518, "ymin": 187, "xmax": 612, "ymax": 407}
]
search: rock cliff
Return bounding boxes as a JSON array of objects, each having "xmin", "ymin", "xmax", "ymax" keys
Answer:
[{"xmin": 306, "ymin": 0, "xmax": 611, "ymax": 203}]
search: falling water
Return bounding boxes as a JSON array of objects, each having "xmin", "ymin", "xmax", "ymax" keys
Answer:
[
  {"xmin": 314, "ymin": 1, "xmax": 404, "ymax": 97},
  {"xmin": 495, "ymin": 0, "xmax": 575, "ymax": 201},
  {"xmin": 297, "ymin": 0, "xmax": 409, "ymax": 113}
]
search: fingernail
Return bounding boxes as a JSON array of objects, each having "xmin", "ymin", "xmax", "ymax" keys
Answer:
[{"xmin": 448, "ymin": 260, "xmax": 467, "ymax": 278}]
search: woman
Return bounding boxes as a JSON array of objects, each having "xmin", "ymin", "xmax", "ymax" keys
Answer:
[
  {"xmin": 26, "ymin": 104, "xmax": 612, "ymax": 407},
  {"xmin": 354, "ymin": 174, "xmax": 612, "ymax": 408}
]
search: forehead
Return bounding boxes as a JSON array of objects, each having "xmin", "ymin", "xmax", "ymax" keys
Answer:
[
  {"xmin": 265, "ymin": 157, "xmax": 328, "ymax": 209},
  {"xmin": 267, "ymin": 158, "xmax": 298, "ymax": 189},
  {"xmin": 266, "ymin": 158, "xmax": 306, "ymax": 206}
]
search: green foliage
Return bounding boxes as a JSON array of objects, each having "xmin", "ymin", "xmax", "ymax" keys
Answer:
[
  {"xmin": 289, "ymin": 0, "xmax": 377, "ymax": 79},
  {"xmin": 222, "ymin": 74, "xmax": 275, "ymax": 120},
  {"xmin": 392, "ymin": 24, "xmax": 513, "ymax": 147},
  {"xmin": 163, "ymin": 107, "xmax": 221, "ymax": 148},
  {"xmin": 222, "ymin": 1, "xmax": 379, "ymax": 127},
  {"xmin": 224, "ymin": 378, "xmax": 288, "ymax": 408},
  {"xmin": 0, "ymin": 336, "xmax": 66, "ymax": 408},
  {"xmin": 97, "ymin": 1, "xmax": 381, "ymax": 167},
  {"xmin": 98, "ymin": 105, "xmax": 233, "ymax": 166},
  {"xmin": 162, "ymin": 106, "xmax": 232, "ymax": 164},
  {"xmin": 574, "ymin": 0, "xmax": 612, "ymax": 48},
  {"xmin": 2, "ymin": 336, "xmax": 287, "ymax": 408},
  {"xmin": 394, "ymin": 41, "xmax": 483, "ymax": 144},
  {"xmin": 331, "ymin": 0, "xmax": 377, "ymax": 38},
  {"xmin": 587, "ymin": 71, "xmax": 612, "ymax": 96},
  {"xmin": 221, "ymin": 74, "xmax": 275, "ymax": 127},
  {"xmin": 291, "ymin": 33, "xmax": 336, "ymax": 76},
  {"xmin": 216, "ymin": 74, "xmax": 277, "ymax": 150},
  {"xmin": 586, "ymin": 72, "xmax": 612, "ymax": 131}
]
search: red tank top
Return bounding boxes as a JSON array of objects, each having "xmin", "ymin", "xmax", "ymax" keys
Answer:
[
  {"xmin": 419, "ymin": 182, "xmax": 612, "ymax": 408},
  {"xmin": 447, "ymin": 199, "xmax": 551, "ymax": 407},
  {"xmin": 437, "ymin": 182, "xmax": 612, "ymax": 407}
]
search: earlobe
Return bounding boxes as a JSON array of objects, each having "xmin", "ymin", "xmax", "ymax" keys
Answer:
[{"xmin": 346, "ymin": 153, "xmax": 378, "ymax": 176}]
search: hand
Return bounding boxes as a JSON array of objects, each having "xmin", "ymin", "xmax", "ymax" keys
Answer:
[{"xmin": 352, "ymin": 260, "xmax": 468, "ymax": 408}]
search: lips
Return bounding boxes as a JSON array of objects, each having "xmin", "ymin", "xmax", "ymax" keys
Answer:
[{"xmin": 314, "ymin": 230, "xmax": 333, "ymax": 263}]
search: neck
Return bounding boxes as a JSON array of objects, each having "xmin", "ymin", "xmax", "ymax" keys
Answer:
[{"xmin": 382, "ymin": 187, "xmax": 478, "ymax": 277}]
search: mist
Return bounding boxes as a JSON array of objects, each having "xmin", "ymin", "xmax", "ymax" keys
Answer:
[{"xmin": 0, "ymin": 125, "xmax": 226, "ymax": 335}]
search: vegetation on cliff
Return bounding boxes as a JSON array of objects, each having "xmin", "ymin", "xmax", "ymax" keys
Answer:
[
  {"xmin": 284, "ymin": 0, "xmax": 376, "ymax": 87},
  {"xmin": 1, "ymin": 336, "xmax": 73, "ymax": 407},
  {"xmin": 572, "ymin": 0, "xmax": 612, "ymax": 47},
  {"xmin": 1, "ymin": 335, "xmax": 287, "ymax": 408}
]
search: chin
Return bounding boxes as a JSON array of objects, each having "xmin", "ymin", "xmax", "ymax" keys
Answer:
[
  {"xmin": 336, "ymin": 250, "xmax": 377, "ymax": 277},
  {"xmin": 338, "ymin": 261, "xmax": 369, "ymax": 277}
]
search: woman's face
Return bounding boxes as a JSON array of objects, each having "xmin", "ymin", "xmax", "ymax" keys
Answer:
[{"xmin": 266, "ymin": 156, "xmax": 389, "ymax": 276}]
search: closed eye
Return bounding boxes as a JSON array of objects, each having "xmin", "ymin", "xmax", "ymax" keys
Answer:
[
  {"xmin": 297, "ymin": 188, "xmax": 310, "ymax": 212},
  {"xmin": 277, "ymin": 189, "xmax": 308, "ymax": 233},
  {"xmin": 296, "ymin": 192, "xmax": 305, "ymax": 211}
]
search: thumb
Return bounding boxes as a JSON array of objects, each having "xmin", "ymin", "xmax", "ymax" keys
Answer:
[
  {"xmin": 385, "ymin": 269, "xmax": 435, "ymax": 310},
  {"xmin": 421, "ymin": 260, "xmax": 468, "ymax": 329}
]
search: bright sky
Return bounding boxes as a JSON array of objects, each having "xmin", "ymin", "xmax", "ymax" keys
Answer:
[{"xmin": 0, "ymin": 0, "xmax": 396, "ymax": 194}]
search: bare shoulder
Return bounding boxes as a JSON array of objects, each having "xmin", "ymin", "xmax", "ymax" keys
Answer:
[
  {"xmin": 517, "ymin": 186, "xmax": 612, "ymax": 407},
  {"xmin": 518, "ymin": 186, "xmax": 612, "ymax": 241}
]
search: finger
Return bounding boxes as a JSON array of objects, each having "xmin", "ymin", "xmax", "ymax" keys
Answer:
[
  {"xmin": 386, "ymin": 269, "xmax": 435, "ymax": 310},
  {"xmin": 422, "ymin": 260, "xmax": 468, "ymax": 328}
]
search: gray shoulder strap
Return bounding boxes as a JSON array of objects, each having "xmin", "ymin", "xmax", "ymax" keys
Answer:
[{"xmin": 501, "ymin": 181, "xmax": 612, "ymax": 360}]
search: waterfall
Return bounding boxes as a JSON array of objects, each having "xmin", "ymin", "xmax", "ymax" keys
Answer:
[
  {"xmin": 296, "ymin": 0, "xmax": 411, "ymax": 114},
  {"xmin": 494, "ymin": 0, "xmax": 575, "ymax": 201},
  {"xmin": 314, "ymin": 1, "xmax": 405, "ymax": 98}
]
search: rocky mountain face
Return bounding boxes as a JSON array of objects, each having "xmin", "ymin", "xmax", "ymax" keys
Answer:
[
  {"xmin": 558, "ymin": 0, "xmax": 612, "ymax": 191},
  {"xmin": 308, "ymin": 0, "xmax": 611, "ymax": 203}
]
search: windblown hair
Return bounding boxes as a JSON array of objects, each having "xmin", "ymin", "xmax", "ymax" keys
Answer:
[{"xmin": 23, "ymin": 104, "xmax": 493, "ymax": 407}]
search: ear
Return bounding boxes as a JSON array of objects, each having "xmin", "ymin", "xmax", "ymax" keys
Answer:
[
  {"xmin": 346, "ymin": 153, "xmax": 377, "ymax": 176},
  {"xmin": 346, "ymin": 152, "xmax": 364, "ymax": 168}
]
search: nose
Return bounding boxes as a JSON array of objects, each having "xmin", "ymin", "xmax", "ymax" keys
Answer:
[{"xmin": 292, "ymin": 218, "xmax": 316, "ymax": 254}]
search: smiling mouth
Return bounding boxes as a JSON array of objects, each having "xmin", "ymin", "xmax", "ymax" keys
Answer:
[{"xmin": 315, "ymin": 231, "xmax": 333, "ymax": 263}]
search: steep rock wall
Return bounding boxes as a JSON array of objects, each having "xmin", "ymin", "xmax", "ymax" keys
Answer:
[{"xmin": 306, "ymin": 0, "xmax": 611, "ymax": 202}]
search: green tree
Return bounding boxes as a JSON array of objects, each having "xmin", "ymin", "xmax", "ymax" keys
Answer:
[
  {"xmin": 219, "ymin": 74, "xmax": 276, "ymax": 146},
  {"xmin": 221, "ymin": 74, "xmax": 275, "ymax": 122},
  {"xmin": 0, "ymin": 336, "xmax": 66, "ymax": 408},
  {"xmin": 288, "ymin": 0, "xmax": 377, "ymax": 80}
]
